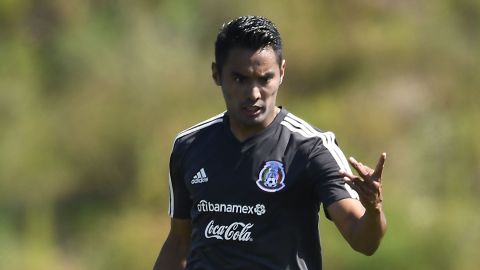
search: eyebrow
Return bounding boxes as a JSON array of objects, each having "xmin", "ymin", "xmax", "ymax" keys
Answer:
[
  {"xmin": 231, "ymin": 71, "xmax": 247, "ymax": 78},
  {"xmin": 231, "ymin": 71, "xmax": 275, "ymax": 78}
]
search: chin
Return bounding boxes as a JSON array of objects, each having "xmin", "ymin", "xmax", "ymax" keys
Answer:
[{"xmin": 244, "ymin": 114, "xmax": 268, "ymax": 126}]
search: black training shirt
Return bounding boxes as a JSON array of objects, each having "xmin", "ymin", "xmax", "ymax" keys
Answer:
[{"xmin": 168, "ymin": 107, "xmax": 358, "ymax": 270}]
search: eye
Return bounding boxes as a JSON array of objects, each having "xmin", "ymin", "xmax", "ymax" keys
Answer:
[
  {"xmin": 259, "ymin": 75, "xmax": 273, "ymax": 85},
  {"xmin": 233, "ymin": 74, "xmax": 245, "ymax": 84}
]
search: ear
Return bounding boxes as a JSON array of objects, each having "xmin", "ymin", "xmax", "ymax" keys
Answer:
[
  {"xmin": 279, "ymin": 59, "xmax": 286, "ymax": 84},
  {"xmin": 211, "ymin": 62, "xmax": 221, "ymax": 86}
]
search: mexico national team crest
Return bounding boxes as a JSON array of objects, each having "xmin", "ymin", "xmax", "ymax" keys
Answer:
[{"xmin": 256, "ymin": 161, "xmax": 286, "ymax": 192}]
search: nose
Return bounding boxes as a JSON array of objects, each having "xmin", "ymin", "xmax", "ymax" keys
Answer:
[{"xmin": 246, "ymin": 83, "xmax": 261, "ymax": 101}]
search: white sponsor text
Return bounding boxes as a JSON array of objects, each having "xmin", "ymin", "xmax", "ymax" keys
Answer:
[
  {"xmin": 204, "ymin": 220, "xmax": 254, "ymax": 241},
  {"xmin": 197, "ymin": 200, "xmax": 266, "ymax": 216}
]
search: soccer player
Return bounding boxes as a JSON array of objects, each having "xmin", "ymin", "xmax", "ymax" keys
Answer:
[{"xmin": 153, "ymin": 16, "xmax": 387, "ymax": 270}]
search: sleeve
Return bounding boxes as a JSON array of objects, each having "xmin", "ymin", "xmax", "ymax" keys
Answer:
[
  {"xmin": 306, "ymin": 131, "xmax": 359, "ymax": 212},
  {"xmin": 168, "ymin": 139, "xmax": 192, "ymax": 219}
]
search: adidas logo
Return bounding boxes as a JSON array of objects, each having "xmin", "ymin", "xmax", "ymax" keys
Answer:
[{"xmin": 191, "ymin": 168, "xmax": 208, "ymax": 184}]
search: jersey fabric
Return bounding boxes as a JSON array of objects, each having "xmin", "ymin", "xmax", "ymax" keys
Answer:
[{"xmin": 168, "ymin": 107, "xmax": 358, "ymax": 270}]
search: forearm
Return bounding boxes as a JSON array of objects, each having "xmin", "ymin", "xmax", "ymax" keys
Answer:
[
  {"xmin": 348, "ymin": 204, "xmax": 387, "ymax": 256},
  {"xmin": 153, "ymin": 234, "xmax": 190, "ymax": 270}
]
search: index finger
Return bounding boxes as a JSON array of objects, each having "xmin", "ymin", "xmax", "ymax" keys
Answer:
[{"xmin": 371, "ymin": 152, "xmax": 386, "ymax": 182}]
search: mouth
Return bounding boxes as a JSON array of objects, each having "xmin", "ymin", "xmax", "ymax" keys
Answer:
[{"xmin": 242, "ymin": 105, "xmax": 263, "ymax": 118}]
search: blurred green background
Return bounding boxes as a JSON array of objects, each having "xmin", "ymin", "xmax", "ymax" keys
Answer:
[{"xmin": 1, "ymin": 0, "xmax": 479, "ymax": 269}]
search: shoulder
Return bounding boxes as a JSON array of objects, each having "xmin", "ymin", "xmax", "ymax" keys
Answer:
[
  {"xmin": 279, "ymin": 111, "xmax": 337, "ymax": 145},
  {"xmin": 282, "ymin": 112, "xmax": 354, "ymax": 176},
  {"xmin": 172, "ymin": 112, "xmax": 225, "ymax": 149}
]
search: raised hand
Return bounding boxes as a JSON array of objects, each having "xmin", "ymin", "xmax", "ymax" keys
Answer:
[{"xmin": 340, "ymin": 153, "xmax": 386, "ymax": 211}]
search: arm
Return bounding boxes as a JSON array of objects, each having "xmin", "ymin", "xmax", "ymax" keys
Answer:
[
  {"xmin": 327, "ymin": 153, "xmax": 387, "ymax": 256},
  {"xmin": 327, "ymin": 198, "xmax": 386, "ymax": 255},
  {"xmin": 153, "ymin": 218, "xmax": 192, "ymax": 270}
]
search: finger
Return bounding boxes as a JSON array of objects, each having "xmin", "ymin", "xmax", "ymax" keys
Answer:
[
  {"xmin": 351, "ymin": 157, "xmax": 372, "ymax": 177},
  {"xmin": 343, "ymin": 175, "xmax": 363, "ymax": 185},
  {"xmin": 371, "ymin": 152, "xmax": 387, "ymax": 182},
  {"xmin": 348, "ymin": 157, "xmax": 373, "ymax": 179},
  {"xmin": 340, "ymin": 169, "xmax": 367, "ymax": 185},
  {"xmin": 339, "ymin": 169, "xmax": 360, "ymax": 181},
  {"xmin": 346, "ymin": 175, "xmax": 382, "ymax": 198},
  {"xmin": 346, "ymin": 176, "xmax": 376, "ymax": 194}
]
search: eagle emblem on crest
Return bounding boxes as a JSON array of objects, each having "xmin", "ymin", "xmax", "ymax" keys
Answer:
[{"xmin": 256, "ymin": 160, "xmax": 286, "ymax": 192}]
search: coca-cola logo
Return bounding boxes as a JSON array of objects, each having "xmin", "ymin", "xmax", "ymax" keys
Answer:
[{"xmin": 204, "ymin": 220, "xmax": 254, "ymax": 242}]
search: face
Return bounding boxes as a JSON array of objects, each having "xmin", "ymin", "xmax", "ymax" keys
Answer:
[{"xmin": 212, "ymin": 46, "xmax": 286, "ymax": 138}]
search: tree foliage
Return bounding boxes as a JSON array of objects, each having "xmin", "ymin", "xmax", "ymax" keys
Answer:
[{"xmin": 1, "ymin": 1, "xmax": 479, "ymax": 269}]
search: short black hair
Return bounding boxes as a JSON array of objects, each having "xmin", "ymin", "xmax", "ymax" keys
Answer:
[{"xmin": 214, "ymin": 16, "xmax": 283, "ymax": 73}]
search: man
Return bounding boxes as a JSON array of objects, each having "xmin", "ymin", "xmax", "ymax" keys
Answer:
[{"xmin": 154, "ymin": 16, "xmax": 387, "ymax": 270}]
